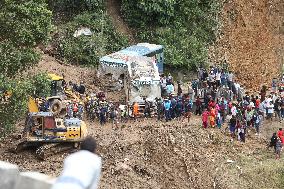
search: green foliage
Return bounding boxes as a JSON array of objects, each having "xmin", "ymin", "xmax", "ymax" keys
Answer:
[
  {"xmin": 0, "ymin": 0, "xmax": 52, "ymax": 136},
  {"xmin": 48, "ymin": 0, "xmax": 105, "ymax": 15},
  {"xmin": 31, "ymin": 73, "xmax": 51, "ymax": 98},
  {"xmin": 0, "ymin": 42, "xmax": 40, "ymax": 77},
  {"xmin": 121, "ymin": 0, "xmax": 221, "ymax": 69},
  {"xmin": 0, "ymin": 0, "xmax": 52, "ymax": 77},
  {"xmin": 0, "ymin": 0, "xmax": 52, "ymax": 46},
  {"xmin": 57, "ymin": 12, "xmax": 129, "ymax": 66},
  {"xmin": 0, "ymin": 73, "xmax": 51, "ymax": 137}
]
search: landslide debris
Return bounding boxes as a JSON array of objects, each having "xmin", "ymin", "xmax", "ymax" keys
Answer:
[{"xmin": 210, "ymin": 0, "xmax": 284, "ymax": 91}]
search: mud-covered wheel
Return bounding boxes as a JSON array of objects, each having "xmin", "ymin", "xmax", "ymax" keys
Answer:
[{"xmin": 50, "ymin": 99, "xmax": 62, "ymax": 115}]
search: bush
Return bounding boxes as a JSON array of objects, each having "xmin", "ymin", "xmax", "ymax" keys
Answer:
[
  {"xmin": 48, "ymin": 0, "xmax": 105, "ymax": 15},
  {"xmin": 121, "ymin": 0, "xmax": 221, "ymax": 69},
  {"xmin": 0, "ymin": 73, "xmax": 51, "ymax": 137},
  {"xmin": 57, "ymin": 12, "xmax": 129, "ymax": 66}
]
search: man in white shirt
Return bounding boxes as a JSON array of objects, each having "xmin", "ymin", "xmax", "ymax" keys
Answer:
[
  {"xmin": 52, "ymin": 137, "xmax": 102, "ymax": 189},
  {"xmin": 267, "ymin": 101, "xmax": 274, "ymax": 120},
  {"xmin": 231, "ymin": 105, "xmax": 237, "ymax": 117}
]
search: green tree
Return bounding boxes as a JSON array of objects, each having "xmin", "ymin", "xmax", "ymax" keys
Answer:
[
  {"xmin": 121, "ymin": 0, "xmax": 221, "ymax": 69},
  {"xmin": 0, "ymin": 74, "xmax": 51, "ymax": 137},
  {"xmin": 0, "ymin": 0, "xmax": 52, "ymax": 77},
  {"xmin": 0, "ymin": 0, "xmax": 52, "ymax": 136}
]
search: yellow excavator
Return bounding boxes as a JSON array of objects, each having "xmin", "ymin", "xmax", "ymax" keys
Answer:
[
  {"xmin": 13, "ymin": 111, "xmax": 88, "ymax": 160},
  {"xmin": 13, "ymin": 74, "xmax": 87, "ymax": 160},
  {"xmin": 30, "ymin": 74, "xmax": 80, "ymax": 116}
]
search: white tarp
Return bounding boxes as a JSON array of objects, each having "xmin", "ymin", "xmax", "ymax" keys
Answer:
[{"xmin": 73, "ymin": 27, "xmax": 93, "ymax": 37}]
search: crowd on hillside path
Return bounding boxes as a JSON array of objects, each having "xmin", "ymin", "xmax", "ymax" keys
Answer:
[{"xmin": 38, "ymin": 68, "xmax": 284, "ymax": 159}]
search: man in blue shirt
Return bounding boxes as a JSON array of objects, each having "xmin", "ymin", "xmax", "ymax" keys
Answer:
[
  {"xmin": 166, "ymin": 83, "xmax": 174, "ymax": 95},
  {"xmin": 164, "ymin": 99, "xmax": 171, "ymax": 122}
]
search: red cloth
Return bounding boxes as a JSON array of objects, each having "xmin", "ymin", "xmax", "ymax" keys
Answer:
[
  {"xmin": 281, "ymin": 136, "xmax": 284, "ymax": 144},
  {"xmin": 278, "ymin": 130, "xmax": 283, "ymax": 137},
  {"xmin": 73, "ymin": 103, "xmax": 78, "ymax": 112},
  {"xmin": 202, "ymin": 121, "xmax": 208, "ymax": 128},
  {"xmin": 255, "ymin": 99, "xmax": 260, "ymax": 108},
  {"xmin": 202, "ymin": 111, "xmax": 209, "ymax": 122},
  {"xmin": 209, "ymin": 101, "xmax": 215, "ymax": 108},
  {"xmin": 196, "ymin": 98, "xmax": 202, "ymax": 106}
]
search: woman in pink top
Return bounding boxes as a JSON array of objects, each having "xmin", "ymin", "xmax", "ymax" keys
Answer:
[{"xmin": 202, "ymin": 109, "xmax": 209, "ymax": 128}]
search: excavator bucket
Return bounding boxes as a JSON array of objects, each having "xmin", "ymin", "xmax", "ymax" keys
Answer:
[{"xmin": 28, "ymin": 97, "xmax": 39, "ymax": 113}]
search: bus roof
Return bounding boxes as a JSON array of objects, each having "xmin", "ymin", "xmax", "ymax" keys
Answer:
[
  {"xmin": 119, "ymin": 43, "xmax": 163, "ymax": 56},
  {"xmin": 99, "ymin": 43, "xmax": 163, "ymax": 64}
]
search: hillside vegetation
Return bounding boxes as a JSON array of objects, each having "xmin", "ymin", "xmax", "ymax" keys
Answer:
[
  {"xmin": 0, "ymin": 0, "xmax": 221, "ymax": 136},
  {"xmin": 121, "ymin": 0, "xmax": 221, "ymax": 69}
]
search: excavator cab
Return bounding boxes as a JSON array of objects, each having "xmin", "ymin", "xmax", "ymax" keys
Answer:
[
  {"xmin": 48, "ymin": 74, "xmax": 65, "ymax": 96},
  {"xmin": 24, "ymin": 112, "xmax": 87, "ymax": 141}
]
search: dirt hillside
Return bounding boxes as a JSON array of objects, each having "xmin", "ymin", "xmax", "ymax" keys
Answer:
[
  {"xmin": 210, "ymin": 0, "xmax": 284, "ymax": 91},
  {"xmin": 105, "ymin": 0, "xmax": 136, "ymax": 44}
]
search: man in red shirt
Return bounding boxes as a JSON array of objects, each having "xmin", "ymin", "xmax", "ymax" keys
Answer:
[
  {"xmin": 255, "ymin": 96, "xmax": 260, "ymax": 110},
  {"xmin": 277, "ymin": 128, "xmax": 283, "ymax": 138}
]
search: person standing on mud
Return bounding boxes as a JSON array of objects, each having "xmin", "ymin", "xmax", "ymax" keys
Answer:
[
  {"xmin": 144, "ymin": 99, "xmax": 151, "ymax": 118},
  {"xmin": 275, "ymin": 137, "xmax": 282, "ymax": 159},
  {"xmin": 156, "ymin": 98, "xmax": 164, "ymax": 121},
  {"xmin": 132, "ymin": 102, "xmax": 139, "ymax": 121},
  {"xmin": 202, "ymin": 108, "xmax": 209, "ymax": 128},
  {"xmin": 99, "ymin": 105, "xmax": 107, "ymax": 126},
  {"xmin": 52, "ymin": 136, "xmax": 102, "ymax": 189},
  {"xmin": 268, "ymin": 133, "xmax": 277, "ymax": 152},
  {"xmin": 195, "ymin": 96, "xmax": 202, "ymax": 116},
  {"xmin": 164, "ymin": 98, "xmax": 171, "ymax": 122}
]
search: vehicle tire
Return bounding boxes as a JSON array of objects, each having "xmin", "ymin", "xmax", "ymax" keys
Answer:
[{"xmin": 50, "ymin": 99, "xmax": 62, "ymax": 115}]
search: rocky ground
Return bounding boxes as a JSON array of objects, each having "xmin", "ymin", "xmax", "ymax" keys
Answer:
[
  {"xmin": 209, "ymin": 0, "xmax": 284, "ymax": 91},
  {"xmin": 1, "ymin": 114, "xmax": 283, "ymax": 189}
]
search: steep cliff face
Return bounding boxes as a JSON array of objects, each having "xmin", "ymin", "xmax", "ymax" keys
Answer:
[{"xmin": 210, "ymin": 0, "xmax": 284, "ymax": 91}]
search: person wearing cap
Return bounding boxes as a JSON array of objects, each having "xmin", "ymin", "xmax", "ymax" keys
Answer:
[
  {"xmin": 267, "ymin": 101, "xmax": 274, "ymax": 120},
  {"xmin": 52, "ymin": 136, "xmax": 102, "ymax": 189}
]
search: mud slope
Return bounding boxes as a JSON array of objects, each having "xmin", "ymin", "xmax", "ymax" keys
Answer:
[
  {"xmin": 2, "ymin": 116, "xmax": 283, "ymax": 189},
  {"xmin": 105, "ymin": 0, "xmax": 136, "ymax": 44},
  {"xmin": 210, "ymin": 0, "xmax": 284, "ymax": 90}
]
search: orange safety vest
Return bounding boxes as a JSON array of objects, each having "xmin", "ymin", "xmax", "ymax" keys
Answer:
[{"xmin": 133, "ymin": 103, "xmax": 139, "ymax": 115}]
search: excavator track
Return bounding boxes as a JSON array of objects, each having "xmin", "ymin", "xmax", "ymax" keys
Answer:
[
  {"xmin": 10, "ymin": 138, "xmax": 29, "ymax": 153},
  {"xmin": 35, "ymin": 143, "xmax": 78, "ymax": 160}
]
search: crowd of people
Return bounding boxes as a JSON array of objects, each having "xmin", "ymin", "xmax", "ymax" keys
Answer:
[
  {"xmin": 51, "ymin": 71, "xmax": 284, "ymax": 189},
  {"xmin": 39, "ymin": 69, "xmax": 284, "ymax": 154}
]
